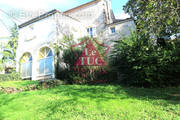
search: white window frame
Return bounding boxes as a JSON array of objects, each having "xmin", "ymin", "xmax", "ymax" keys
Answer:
[
  {"xmin": 21, "ymin": 61, "xmax": 32, "ymax": 79},
  {"xmin": 38, "ymin": 56, "xmax": 53, "ymax": 77}
]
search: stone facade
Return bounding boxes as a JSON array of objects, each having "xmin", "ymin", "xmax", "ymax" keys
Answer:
[{"xmin": 16, "ymin": 0, "xmax": 135, "ymax": 80}]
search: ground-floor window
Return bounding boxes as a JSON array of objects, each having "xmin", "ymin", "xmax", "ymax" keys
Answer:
[
  {"xmin": 38, "ymin": 47, "xmax": 53, "ymax": 76},
  {"xmin": 20, "ymin": 53, "xmax": 32, "ymax": 79}
]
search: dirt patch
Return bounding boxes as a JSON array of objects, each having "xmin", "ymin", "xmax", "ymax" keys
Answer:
[
  {"xmin": 0, "ymin": 85, "xmax": 38, "ymax": 94},
  {"xmin": 0, "ymin": 80, "xmax": 66, "ymax": 94}
]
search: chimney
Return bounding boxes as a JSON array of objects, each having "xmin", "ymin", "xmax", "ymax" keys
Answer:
[{"xmin": 104, "ymin": 0, "xmax": 114, "ymax": 24}]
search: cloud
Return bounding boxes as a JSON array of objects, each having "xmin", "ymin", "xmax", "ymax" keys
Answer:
[
  {"xmin": 0, "ymin": 0, "xmax": 80, "ymax": 24},
  {"xmin": 115, "ymin": 12, "xmax": 130, "ymax": 19},
  {"xmin": 0, "ymin": 0, "xmax": 76, "ymax": 10}
]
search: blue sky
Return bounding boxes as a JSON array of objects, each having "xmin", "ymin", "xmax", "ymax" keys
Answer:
[{"xmin": 0, "ymin": 0, "xmax": 129, "ymax": 37}]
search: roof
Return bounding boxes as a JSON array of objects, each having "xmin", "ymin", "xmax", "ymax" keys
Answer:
[
  {"xmin": 108, "ymin": 18, "xmax": 134, "ymax": 26},
  {"xmin": 18, "ymin": 9, "xmax": 58, "ymax": 28},
  {"xmin": 64, "ymin": 0, "xmax": 101, "ymax": 14},
  {"xmin": 18, "ymin": 8, "xmax": 83, "ymax": 29}
]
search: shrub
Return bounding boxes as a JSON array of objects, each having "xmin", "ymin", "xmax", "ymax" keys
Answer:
[
  {"xmin": 55, "ymin": 48, "xmax": 82, "ymax": 83},
  {"xmin": 0, "ymin": 71, "xmax": 21, "ymax": 82},
  {"xmin": 110, "ymin": 31, "xmax": 180, "ymax": 87},
  {"xmin": 55, "ymin": 37, "xmax": 109, "ymax": 84}
]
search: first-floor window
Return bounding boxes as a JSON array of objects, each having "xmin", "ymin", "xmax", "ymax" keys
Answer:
[
  {"xmin": 87, "ymin": 27, "xmax": 97, "ymax": 37},
  {"xmin": 110, "ymin": 27, "xmax": 116, "ymax": 34},
  {"xmin": 38, "ymin": 47, "xmax": 53, "ymax": 76}
]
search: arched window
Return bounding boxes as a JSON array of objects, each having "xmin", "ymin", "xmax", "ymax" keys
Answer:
[
  {"xmin": 38, "ymin": 47, "xmax": 53, "ymax": 76},
  {"xmin": 20, "ymin": 53, "xmax": 32, "ymax": 79}
]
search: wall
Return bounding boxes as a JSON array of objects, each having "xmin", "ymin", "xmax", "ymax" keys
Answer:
[
  {"xmin": 104, "ymin": 20, "xmax": 135, "ymax": 44},
  {"xmin": 16, "ymin": 0, "xmax": 135, "ymax": 80},
  {"xmin": 55, "ymin": 13, "xmax": 87, "ymax": 40},
  {"xmin": 66, "ymin": 0, "xmax": 107, "ymax": 35},
  {"xmin": 16, "ymin": 12, "xmax": 87, "ymax": 80},
  {"xmin": 65, "ymin": 0, "xmax": 135, "ymax": 44}
]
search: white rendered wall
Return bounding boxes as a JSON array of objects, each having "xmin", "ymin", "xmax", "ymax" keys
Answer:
[{"xmin": 16, "ymin": 13, "xmax": 87, "ymax": 80}]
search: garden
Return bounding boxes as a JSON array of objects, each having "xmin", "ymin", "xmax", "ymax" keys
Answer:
[
  {"xmin": 0, "ymin": 0, "xmax": 179, "ymax": 120},
  {"xmin": 0, "ymin": 80, "xmax": 179, "ymax": 120}
]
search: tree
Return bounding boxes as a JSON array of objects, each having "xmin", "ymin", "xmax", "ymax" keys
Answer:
[
  {"xmin": 0, "ymin": 24, "xmax": 18, "ymax": 71},
  {"xmin": 110, "ymin": 31, "xmax": 180, "ymax": 87},
  {"xmin": 124, "ymin": 0, "xmax": 179, "ymax": 39},
  {"xmin": 109, "ymin": 0, "xmax": 180, "ymax": 87}
]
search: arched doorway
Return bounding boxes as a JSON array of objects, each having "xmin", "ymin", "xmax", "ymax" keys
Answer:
[
  {"xmin": 38, "ymin": 47, "xmax": 53, "ymax": 76},
  {"xmin": 20, "ymin": 52, "xmax": 32, "ymax": 79}
]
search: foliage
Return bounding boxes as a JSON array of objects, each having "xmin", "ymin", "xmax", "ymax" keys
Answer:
[
  {"xmin": 116, "ymin": 0, "xmax": 180, "ymax": 87},
  {"xmin": 110, "ymin": 31, "xmax": 180, "ymax": 87},
  {"xmin": 53, "ymin": 35, "xmax": 81, "ymax": 83},
  {"xmin": 0, "ymin": 71, "xmax": 21, "ymax": 82},
  {"xmin": 55, "ymin": 48, "xmax": 83, "ymax": 83},
  {"xmin": 54, "ymin": 36, "xmax": 109, "ymax": 84},
  {"xmin": 0, "ymin": 24, "xmax": 18, "ymax": 71},
  {"xmin": 0, "ymin": 84, "xmax": 179, "ymax": 119},
  {"xmin": 124, "ymin": 0, "xmax": 179, "ymax": 39}
]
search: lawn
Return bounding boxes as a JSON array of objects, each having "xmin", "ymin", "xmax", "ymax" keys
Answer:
[{"xmin": 0, "ymin": 82, "xmax": 180, "ymax": 120}]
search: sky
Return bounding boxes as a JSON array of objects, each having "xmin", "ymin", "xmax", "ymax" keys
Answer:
[{"xmin": 0, "ymin": 0, "xmax": 129, "ymax": 37}]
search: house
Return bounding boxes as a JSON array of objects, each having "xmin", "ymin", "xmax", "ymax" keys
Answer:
[{"xmin": 16, "ymin": 0, "xmax": 135, "ymax": 80}]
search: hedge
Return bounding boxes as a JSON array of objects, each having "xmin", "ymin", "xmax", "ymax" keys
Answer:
[{"xmin": 0, "ymin": 72, "xmax": 21, "ymax": 82}]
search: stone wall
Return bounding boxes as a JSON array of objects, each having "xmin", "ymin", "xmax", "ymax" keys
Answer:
[
  {"xmin": 66, "ymin": 0, "xmax": 108, "ymax": 35},
  {"xmin": 103, "ymin": 19, "xmax": 135, "ymax": 47},
  {"xmin": 65, "ymin": 0, "xmax": 135, "ymax": 44}
]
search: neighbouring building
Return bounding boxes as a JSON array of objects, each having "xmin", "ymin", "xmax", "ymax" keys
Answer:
[{"xmin": 16, "ymin": 0, "xmax": 135, "ymax": 80}]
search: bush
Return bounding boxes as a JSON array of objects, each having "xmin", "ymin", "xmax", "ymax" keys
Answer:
[
  {"xmin": 55, "ymin": 37, "xmax": 110, "ymax": 84},
  {"xmin": 110, "ymin": 32, "xmax": 180, "ymax": 87},
  {"xmin": 0, "ymin": 71, "xmax": 21, "ymax": 82},
  {"xmin": 55, "ymin": 48, "xmax": 82, "ymax": 83}
]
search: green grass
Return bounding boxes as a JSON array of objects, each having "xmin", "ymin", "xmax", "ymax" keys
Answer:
[
  {"xmin": 0, "ymin": 83, "xmax": 180, "ymax": 120},
  {"xmin": 0, "ymin": 80, "xmax": 39, "ymax": 89}
]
